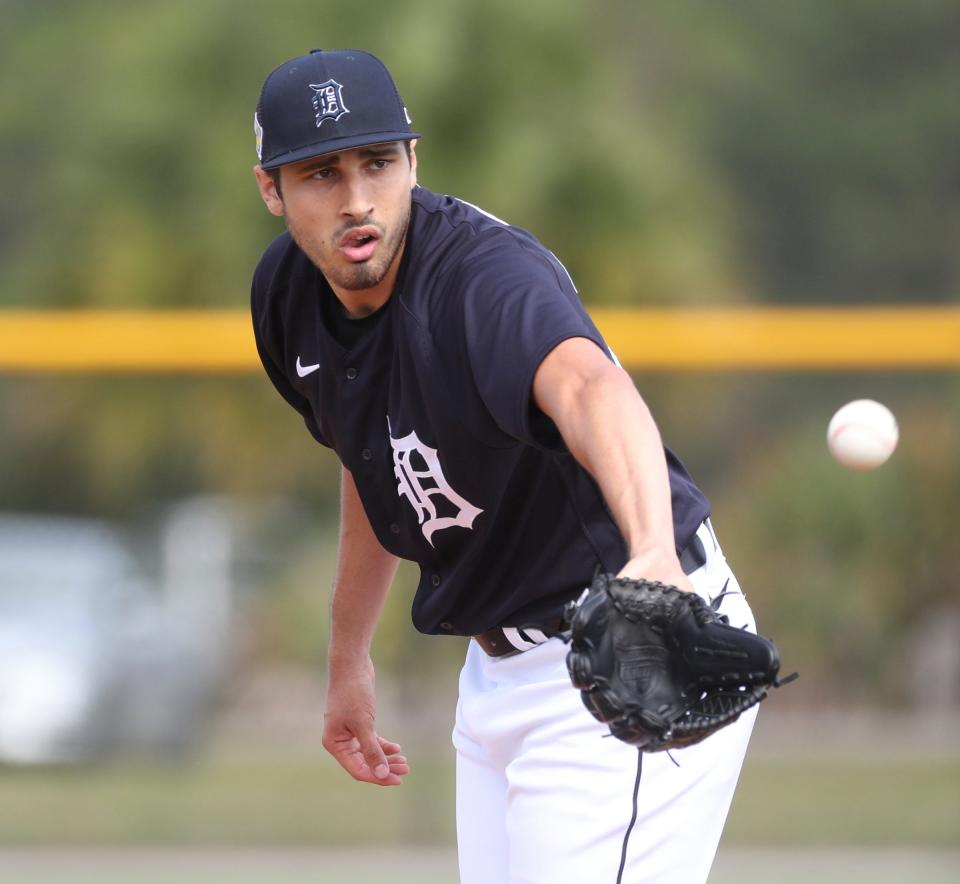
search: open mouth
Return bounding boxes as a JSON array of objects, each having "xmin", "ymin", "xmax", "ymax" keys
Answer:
[{"xmin": 339, "ymin": 227, "xmax": 381, "ymax": 263}]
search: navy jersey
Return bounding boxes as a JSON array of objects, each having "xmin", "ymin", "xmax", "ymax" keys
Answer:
[{"xmin": 251, "ymin": 186, "xmax": 710, "ymax": 636}]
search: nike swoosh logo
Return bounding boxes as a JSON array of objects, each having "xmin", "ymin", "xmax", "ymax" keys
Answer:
[{"xmin": 296, "ymin": 357, "xmax": 320, "ymax": 377}]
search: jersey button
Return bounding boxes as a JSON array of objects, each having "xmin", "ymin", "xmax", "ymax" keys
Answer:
[
  {"xmin": 439, "ymin": 621, "xmax": 453, "ymax": 631},
  {"xmin": 361, "ymin": 448, "xmax": 373, "ymax": 461},
  {"xmin": 389, "ymin": 523, "xmax": 400, "ymax": 534},
  {"xmin": 345, "ymin": 367, "xmax": 358, "ymax": 380},
  {"xmin": 431, "ymin": 574, "xmax": 441, "ymax": 587}
]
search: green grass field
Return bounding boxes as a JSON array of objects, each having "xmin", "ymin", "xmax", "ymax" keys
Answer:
[
  {"xmin": 0, "ymin": 753, "xmax": 957, "ymax": 882},
  {"xmin": 0, "ymin": 755, "xmax": 957, "ymax": 847}
]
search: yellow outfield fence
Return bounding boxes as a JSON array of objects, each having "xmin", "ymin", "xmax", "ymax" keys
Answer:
[{"xmin": 0, "ymin": 306, "xmax": 958, "ymax": 373}]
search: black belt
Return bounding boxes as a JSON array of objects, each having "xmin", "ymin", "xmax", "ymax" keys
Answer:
[
  {"xmin": 473, "ymin": 532, "xmax": 709, "ymax": 658},
  {"xmin": 473, "ymin": 620, "xmax": 566, "ymax": 657}
]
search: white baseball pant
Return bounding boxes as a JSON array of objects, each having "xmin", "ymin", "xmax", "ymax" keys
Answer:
[{"xmin": 453, "ymin": 520, "xmax": 758, "ymax": 884}]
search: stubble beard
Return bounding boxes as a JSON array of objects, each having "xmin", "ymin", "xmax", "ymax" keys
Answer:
[{"xmin": 288, "ymin": 202, "xmax": 411, "ymax": 293}]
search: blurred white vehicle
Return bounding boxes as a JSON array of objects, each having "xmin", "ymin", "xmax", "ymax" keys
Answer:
[{"xmin": 0, "ymin": 507, "xmax": 230, "ymax": 765}]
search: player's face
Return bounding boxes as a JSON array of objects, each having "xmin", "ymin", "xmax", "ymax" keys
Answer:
[{"xmin": 255, "ymin": 142, "xmax": 417, "ymax": 301}]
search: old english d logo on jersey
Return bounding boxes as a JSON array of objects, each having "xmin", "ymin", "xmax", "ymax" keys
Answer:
[
  {"xmin": 388, "ymin": 418, "xmax": 483, "ymax": 547},
  {"xmin": 309, "ymin": 80, "xmax": 349, "ymax": 126}
]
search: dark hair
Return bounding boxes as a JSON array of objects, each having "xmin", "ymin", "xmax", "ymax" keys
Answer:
[{"xmin": 268, "ymin": 167, "xmax": 283, "ymax": 200}]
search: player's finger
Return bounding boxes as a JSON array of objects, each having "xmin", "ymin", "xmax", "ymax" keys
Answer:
[
  {"xmin": 330, "ymin": 741, "xmax": 406, "ymax": 786},
  {"xmin": 378, "ymin": 736, "xmax": 403, "ymax": 755},
  {"xmin": 358, "ymin": 732, "xmax": 391, "ymax": 780},
  {"xmin": 353, "ymin": 760, "xmax": 405, "ymax": 785}
]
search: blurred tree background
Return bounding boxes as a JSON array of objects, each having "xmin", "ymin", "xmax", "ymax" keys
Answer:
[{"xmin": 0, "ymin": 0, "xmax": 958, "ymax": 710}]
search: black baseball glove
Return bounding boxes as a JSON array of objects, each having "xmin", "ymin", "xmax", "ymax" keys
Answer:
[{"xmin": 565, "ymin": 574, "xmax": 795, "ymax": 752}]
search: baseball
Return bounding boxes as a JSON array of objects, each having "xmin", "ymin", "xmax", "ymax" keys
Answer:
[{"xmin": 827, "ymin": 399, "xmax": 899, "ymax": 470}]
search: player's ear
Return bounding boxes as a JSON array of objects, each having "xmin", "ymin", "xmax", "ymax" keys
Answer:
[{"xmin": 254, "ymin": 165, "xmax": 285, "ymax": 217}]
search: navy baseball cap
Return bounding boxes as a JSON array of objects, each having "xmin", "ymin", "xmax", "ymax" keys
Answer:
[{"xmin": 255, "ymin": 48, "xmax": 420, "ymax": 170}]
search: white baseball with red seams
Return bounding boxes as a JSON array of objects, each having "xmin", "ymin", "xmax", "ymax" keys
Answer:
[{"xmin": 827, "ymin": 399, "xmax": 899, "ymax": 470}]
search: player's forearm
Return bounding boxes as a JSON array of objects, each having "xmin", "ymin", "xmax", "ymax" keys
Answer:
[
  {"xmin": 533, "ymin": 339, "xmax": 676, "ymax": 562},
  {"xmin": 328, "ymin": 466, "xmax": 401, "ymax": 668},
  {"xmin": 557, "ymin": 369, "xmax": 676, "ymax": 559}
]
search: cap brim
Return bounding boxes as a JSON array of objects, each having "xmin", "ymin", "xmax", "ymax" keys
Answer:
[{"xmin": 260, "ymin": 131, "xmax": 421, "ymax": 170}]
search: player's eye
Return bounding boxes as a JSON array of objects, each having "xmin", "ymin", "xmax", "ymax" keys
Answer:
[
  {"xmin": 310, "ymin": 167, "xmax": 335, "ymax": 180},
  {"xmin": 370, "ymin": 158, "xmax": 391, "ymax": 170}
]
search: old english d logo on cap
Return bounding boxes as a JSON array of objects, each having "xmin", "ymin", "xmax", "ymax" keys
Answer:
[
  {"xmin": 309, "ymin": 79, "xmax": 349, "ymax": 127},
  {"xmin": 255, "ymin": 48, "xmax": 420, "ymax": 170}
]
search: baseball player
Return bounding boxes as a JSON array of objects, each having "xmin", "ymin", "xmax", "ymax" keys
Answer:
[{"xmin": 251, "ymin": 48, "xmax": 759, "ymax": 884}]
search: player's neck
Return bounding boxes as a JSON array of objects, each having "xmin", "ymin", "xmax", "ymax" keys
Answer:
[{"xmin": 332, "ymin": 286, "xmax": 392, "ymax": 318}]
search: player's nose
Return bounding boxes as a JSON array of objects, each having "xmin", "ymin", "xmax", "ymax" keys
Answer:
[{"xmin": 339, "ymin": 173, "xmax": 374, "ymax": 219}]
